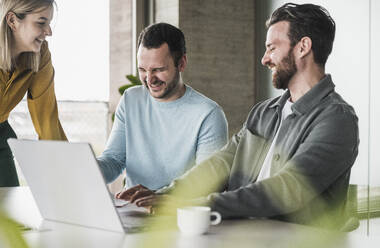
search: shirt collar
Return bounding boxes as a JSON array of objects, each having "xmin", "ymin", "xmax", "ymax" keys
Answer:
[
  {"xmin": 269, "ymin": 90, "xmax": 290, "ymax": 109},
  {"xmin": 151, "ymin": 84, "xmax": 191, "ymax": 108},
  {"xmin": 269, "ymin": 74, "xmax": 335, "ymax": 115}
]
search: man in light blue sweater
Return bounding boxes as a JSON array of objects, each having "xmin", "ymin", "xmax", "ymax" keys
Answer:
[{"xmin": 97, "ymin": 23, "xmax": 228, "ymax": 190}]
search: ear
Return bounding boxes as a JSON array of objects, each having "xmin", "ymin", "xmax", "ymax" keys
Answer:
[
  {"xmin": 177, "ymin": 54, "xmax": 187, "ymax": 72},
  {"xmin": 296, "ymin": 37, "xmax": 312, "ymax": 59},
  {"xmin": 6, "ymin": 12, "xmax": 18, "ymax": 31}
]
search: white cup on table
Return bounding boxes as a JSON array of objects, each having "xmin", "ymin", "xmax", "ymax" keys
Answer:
[{"xmin": 177, "ymin": 206, "xmax": 221, "ymax": 235}]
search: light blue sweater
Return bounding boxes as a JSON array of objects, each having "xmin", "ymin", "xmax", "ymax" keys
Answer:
[{"xmin": 97, "ymin": 85, "xmax": 228, "ymax": 190}]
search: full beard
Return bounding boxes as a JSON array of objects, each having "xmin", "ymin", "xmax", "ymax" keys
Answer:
[
  {"xmin": 272, "ymin": 49, "xmax": 297, "ymax": 90},
  {"xmin": 146, "ymin": 69, "xmax": 181, "ymax": 100}
]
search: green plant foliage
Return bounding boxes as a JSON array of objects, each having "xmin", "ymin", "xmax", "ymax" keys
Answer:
[
  {"xmin": 118, "ymin": 75, "xmax": 142, "ymax": 95},
  {"xmin": 0, "ymin": 211, "xmax": 29, "ymax": 248},
  {"xmin": 126, "ymin": 74, "xmax": 142, "ymax": 86}
]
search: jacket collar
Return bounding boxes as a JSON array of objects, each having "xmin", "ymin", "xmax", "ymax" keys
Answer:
[
  {"xmin": 269, "ymin": 74, "xmax": 335, "ymax": 115},
  {"xmin": 269, "ymin": 90, "xmax": 290, "ymax": 110}
]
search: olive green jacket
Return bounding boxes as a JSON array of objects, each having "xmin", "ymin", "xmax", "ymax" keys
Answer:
[{"xmin": 160, "ymin": 75, "xmax": 359, "ymax": 229}]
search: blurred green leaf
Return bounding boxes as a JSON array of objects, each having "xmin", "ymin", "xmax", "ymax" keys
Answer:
[
  {"xmin": 118, "ymin": 84, "xmax": 136, "ymax": 95},
  {"xmin": 126, "ymin": 75, "xmax": 142, "ymax": 86},
  {"xmin": 0, "ymin": 211, "xmax": 29, "ymax": 248},
  {"xmin": 118, "ymin": 75, "xmax": 142, "ymax": 95}
]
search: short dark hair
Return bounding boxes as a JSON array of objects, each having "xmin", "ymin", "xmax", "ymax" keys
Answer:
[
  {"xmin": 137, "ymin": 22, "xmax": 186, "ymax": 67},
  {"xmin": 266, "ymin": 3, "xmax": 335, "ymax": 67}
]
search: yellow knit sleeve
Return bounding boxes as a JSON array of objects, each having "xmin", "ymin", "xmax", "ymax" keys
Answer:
[{"xmin": 27, "ymin": 41, "xmax": 67, "ymax": 140}]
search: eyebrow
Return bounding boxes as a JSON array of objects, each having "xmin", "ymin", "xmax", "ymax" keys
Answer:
[
  {"xmin": 153, "ymin": 66, "xmax": 166, "ymax": 70},
  {"xmin": 38, "ymin": 17, "xmax": 48, "ymax": 21},
  {"xmin": 138, "ymin": 66, "xmax": 166, "ymax": 70}
]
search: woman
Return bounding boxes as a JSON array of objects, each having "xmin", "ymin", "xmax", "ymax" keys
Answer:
[{"xmin": 0, "ymin": 0, "xmax": 66, "ymax": 186}]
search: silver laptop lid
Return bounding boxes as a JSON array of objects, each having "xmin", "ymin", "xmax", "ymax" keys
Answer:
[{"xmin": 7, "ymin": 138, "xmax": 124, "ymax": 233}]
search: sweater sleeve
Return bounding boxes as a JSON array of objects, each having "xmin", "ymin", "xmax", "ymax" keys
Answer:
[
  {"xmin": 27, "ymin": 41, "xmax": 67, "ymax": 140},
  {"xmin": 195, "ymin": 106, "xmax": 228, "ymax": 164},
  {"xmin": 97, "ymin": 94, "xmax": 127, "ymax": 183}
]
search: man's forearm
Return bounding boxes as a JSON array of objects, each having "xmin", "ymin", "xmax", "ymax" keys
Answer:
[{"xmin": 97, "ymin": 156, "xmax": 125, "ymax": 184}]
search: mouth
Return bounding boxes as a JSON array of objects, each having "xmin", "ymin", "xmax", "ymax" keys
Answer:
[
  {"xmin": 269, "ymin": 66, "xmax": 276, "ymax": 75},
  {"xmin": 35, "ymin": 38, "xmax": 44, "ymax": 44},
  {"xmin": 148, "ymin": 81, "xmax": 165, "ymax": 91}
]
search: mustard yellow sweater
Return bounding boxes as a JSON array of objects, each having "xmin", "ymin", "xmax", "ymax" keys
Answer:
[{"xmin": 0, "ymin": 41, "xmax": 66, "ymax": 140}]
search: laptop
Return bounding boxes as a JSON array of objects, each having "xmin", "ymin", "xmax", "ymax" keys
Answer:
[{"xmin": 7, "ymin": 138, "xmax": 153, "ymax": 233}]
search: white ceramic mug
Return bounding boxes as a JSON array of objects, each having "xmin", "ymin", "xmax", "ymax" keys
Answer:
[{"xmin": 177, "ymin": 206, "xmax": 222, "ymax": 235}]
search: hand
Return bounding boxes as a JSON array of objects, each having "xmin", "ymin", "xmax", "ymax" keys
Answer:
[
  {"xmin": 116, "ymin": 184, "xmax": 154, "ymax": 203},
  {"xmin": 116, "ymin": 185, "xmax": 188, "ymax": 215},
  {"xmin": 133, "ymin": 193, "xmax": 161, "ymax": 208},
  {"xmin": 135, "ymin": 194, "xmax": 188, "ymax": 216}
]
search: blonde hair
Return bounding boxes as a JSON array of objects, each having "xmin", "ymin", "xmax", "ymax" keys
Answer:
[{"xmin": 0, "ymin": 0, "xmax": 55, "ymax": 72}]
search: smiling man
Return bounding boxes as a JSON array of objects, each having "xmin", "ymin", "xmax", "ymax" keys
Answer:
[
  {"xmin": 97, "ymin": 23, "xmax": 228, "ymax": 190},
  {"xmin": 118, "ymin": 3, "xmax": 359, "ymax": 230}
]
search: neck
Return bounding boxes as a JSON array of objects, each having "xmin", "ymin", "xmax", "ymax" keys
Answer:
[
  {"xmin": 288, "ymin": 65, "xmax": 325, "ymax": 102},
  {"xmin": 158, "ymin": 79, "xmax": 186, "ymax": 102},
  {"xmin": 171, "ymin": 80, "xmax": 186, "ymax": 100},
  {"xmin": 11, "ymin": 45, "xmax": 22, "ymax": 61}
]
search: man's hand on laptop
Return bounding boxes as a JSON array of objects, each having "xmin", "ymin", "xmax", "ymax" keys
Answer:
[
  {"xmin": 116, "ymin": 184, "xmax": 157, "ymax": 213},
  {"xmin": 116, "ymin": 184, "xmax": 152, "ymax": 202},
  {"xmin": 116, "ymin": 185, "xmax": 180, "ymax": 215}
]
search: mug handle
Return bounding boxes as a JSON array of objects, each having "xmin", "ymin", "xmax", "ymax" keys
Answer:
[{"xmin": 210, "ymin": 211, "xmax": 221, "ymax": 225}]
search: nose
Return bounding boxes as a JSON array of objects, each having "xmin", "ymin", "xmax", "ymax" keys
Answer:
[
  {"xmin": 45, "ymin": 25, "xmax": 52, "ymax": 36},
  {"xmin": 261, "ymin": 51, "xmax": 270, "ymax": 66},
  {"xmin": 145, "ymin": 71, "xmax": 155, "ymax": 84}
]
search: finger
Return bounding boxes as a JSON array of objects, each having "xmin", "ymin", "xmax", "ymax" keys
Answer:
[
  {"xmin": 115, "ymin": 190, "xmax": 126, "ymax": 198},
  {"xmin": 118, "ymin": 185, "xmax": 143, "ymax": 200},
  {"xmin": 118, "ymin": 190, "xmax": 133, "ymax": 200},
  {"xmin": 117, "ymin": 184, "xmax": 151, "ymax": 201},
  {"xmin": 135, "ymin": 194, "xmax": 155, "ymax": 205},
  {"xmin": 135, "ymin": 195, "xmax": 157, "ymax": 207},
  {"xmin": 147, "ymin": 206, "xmax": 153, "ymax": 214},
  {"xmin": 129, "ymin": 189, "xmax": 153, "ymax": 203}
]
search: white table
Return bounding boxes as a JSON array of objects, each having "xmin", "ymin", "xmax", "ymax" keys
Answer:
[{"xmin": 0, "ymin": 187, "xmax": 378, "ymax": 248}]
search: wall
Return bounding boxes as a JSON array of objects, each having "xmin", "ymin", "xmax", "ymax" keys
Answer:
[
  {"xmin": 110, "ymin": 0, "xmax": 134, "ymax": 115},
  {"xmin": 154, "ymin": 0, "xmax": 179, "ymax": 27},
  {"xmin": 370, "ymin": 0, "xmax": 380, "ymax": 189},
  {"xmin": 154, "ymin": 0, "xmax": 256, "ymax": 135}
]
